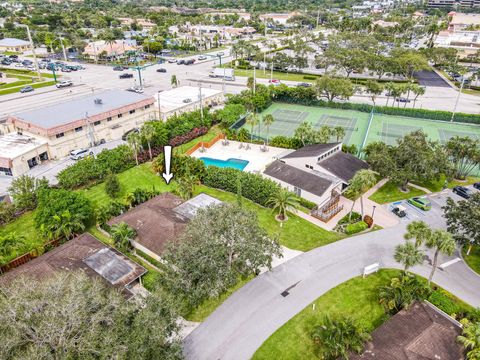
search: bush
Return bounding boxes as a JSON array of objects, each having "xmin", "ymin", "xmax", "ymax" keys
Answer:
[
  {"xmin": 338, "ymin": 212, "xmax": 362, "ymax": 225},
  {"xmin": 269, "ymin": 135, "xmax": 302, "ymax": 149},
  {"xmin": 95, "ymin": 200, "xmax": 127, "ymax": 225},
  {"xmin": 363, "ymin": 215, "xmax": 373, "ymax": 228},
  {"xmin": 168, "ymin": 127, "xmax": 208, "ymax": 147},
  {"xmin": 0, "ymin": 201, "xmax": 17, "ymax": 226},
  {"xmin": 297, "ymin": 197, "xmax": 316, "ymax": 210},
  {"xmin": 345, "ymin": 221, "xmax": 368, "ymax": 235},
  {"xmin": 165, "ymin": 109, "xmax": 212, "ymax": 138},
  {"xmin": 428, "ymin": 291, "xmax": 460, "ymax": 316},
  {"xmin": 203, "ymin": 167, "xmax": 280, "ymax": 207},
  {"xmin": 104, "ymin": 174, "xmax": 121, "ymax": 198},
  {"xmin": 152, "ymin": 155, "xmax": 207, "ymax": 182},
  {"xmin": 303, "ymin": 75, "xmax": 316, "ymax": 80}
]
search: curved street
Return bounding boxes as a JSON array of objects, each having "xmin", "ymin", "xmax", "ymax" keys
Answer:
[{"xmin": 183, "ymin": 190, "xmax": 480, "ymax": 360}]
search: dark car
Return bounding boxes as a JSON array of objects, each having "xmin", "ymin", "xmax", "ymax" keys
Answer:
[
  {"xmin": 8, "ymin": 54, "xmax": 19, "ymax": 59},
  {"xmin": 473, "ymin": 182, "xmax": 480, "ymax": 190},
  {"xmin": 20, "ymin": 86, "xmax": 34, "ymax": 93},
  {"xmin": 177, "ymin": 59, "xmax": 185, "ymax": 65},
  {"xmin": 453, "ymin": 186, "xmax": 472, "ymax": 199},
  {"xmin": 296, "ymin": 82, "xmax": 312, "ymax": 87},
  {"xmin": 184, "ymin": 59, "xmax": 195, "ymax": 65},
  {"xmin": 156, "ymin": 68, "xmax": 167, "ymax": 73},
  {"xmin": 392, "ymin": 205, "xmax": 407, "ymax": 218},
  {"xmin": 396, "ymin": 97, "xmax": 411, "ymax": 103},
  {"xmin": 119, "ymin": 73, "xmax": 133, "ymax": 79},
  {"xmin": 1, "ymin": 59, "xmax": 11, "ymax": 65},
  {"xmin": 113, "ymin": 66, "xmax": 124, "ymax": 71}
]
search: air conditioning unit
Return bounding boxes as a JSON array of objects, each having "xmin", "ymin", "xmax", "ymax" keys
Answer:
[{"xmin": 94, "ymin": 98, "xmax": 103, "ymax": 105}]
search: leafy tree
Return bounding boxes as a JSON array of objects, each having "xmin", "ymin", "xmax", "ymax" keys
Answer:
[
  {"xmin": 262, "ymin": 114, "xmax": 275, "ymax": 146},
  {"xmin": 0, "ymin": 201, "xmax": 16, "ymax": 226},
  {"xmin": 311, "ymin": 315, "xmax": 371, "ymax": 360},
  {"xmin": 162, "ymin": 203, "xmax": 282, "ymax": 307},
  {"xmin": 8, "ymin": 175, "xmax": 49, "ymax": 211},
  {"xmin": 214, "ymin": 103, "xmax": 246, "ymax": 128},
  {"xmin": 0, "ymin": 272, "xmax": 182, "ymax": 360},
  {"xmin": 105, "ymin": 173, "xmax": 121, "ymax": 198},
  {"xmin": 445, "ymin": 136, "xmax": 480, "ymax": 180},
  {"xmin": 171, "ymin": 74, "xmax": 178, "ymax": 88},
  {"xmin": 314, "ymin": 76, "xmax": 354, "ymax": 102},
  {"xmin": 245, "ymin": 112, "xmax": 259, "ymax": 142},
  {"xmin": 175, "ymin": 170, "xmax": 199, "ymax": 200},
  {"xmin": 458, "ymin": 320, "xmax": 480, "ymax": 360},
  {"xmin": 267, "ymin": 189, "xmax": 300, "ymax": 221},
  {"xmin": 378, "ymin": 273, "xmax": 431, "ymax": 314},
  {"xmin": 411, "ymin": 84, "xmax": 425, "ymax": 109},
  {"xmin": 333, "ymin": 126, "xmax": 346, "ymax": 142},
  {"xmin": 443, "ymin": 193, "xmax": 480, "ymax": 255},
  {"xmin": 394, "ymin": 241, "xmax": 424, "ymax": 272},
  {"xmin": 348, "ymin": 169, "xmax": 377, "ymax": 218},
  {"xmin": 110, "ymin": 222, "xmax": 136, "ymax": 253},
  {"xmin": 294, "ymin": 121, "xmax": 315, "ymax": 146},
  {"xmin": 51, "ymin": 210, "xmax": 86, "ymax": 241},
  {"xmin": 364, "ymin": 80, "xmax": 384, "ymax": 106}
]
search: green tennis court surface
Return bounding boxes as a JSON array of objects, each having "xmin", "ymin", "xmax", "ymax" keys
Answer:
[{"xmin": 246, "ymin": 103, "xmax": 480, "ymax": 151}]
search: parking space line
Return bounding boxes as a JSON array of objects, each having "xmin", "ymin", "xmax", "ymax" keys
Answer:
[{"xmin": 439, "ymin": 258, "xmax": 461, "ymax": 270}]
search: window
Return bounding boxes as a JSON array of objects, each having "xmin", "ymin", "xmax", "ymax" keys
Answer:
[
  {"xmin": 56, "ymin": 132, "xmax": 64, "ymax": 138},
  {"xmin": 293, "ymin": 187, "xmax": 301, "ymax": 197},
  {"xmin": 107, "ymin": 116, "xmax": 112, "ymax": 122},
  {"xmin": 145, "ymin": 104, "xmax": 151, "ymax": 109},
  {"xmin": 75, "ymin": 126, "xmax": 83, "ymax": 132},
  {"xmin": 118, "ymin": 113, "xmax": 123, "ymax": 118},
  {"xmin": 129, "ymin": 109, "xmax": 135, "ymax": 114},
  {"xmin": 94, "ymin": 121, "xmax": 101, "ymax": 126},
  {"xmin": 0, "ymin": 167, "xmax": 12, "ymax": 176}
]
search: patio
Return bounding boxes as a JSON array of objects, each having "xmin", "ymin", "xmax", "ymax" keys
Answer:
[{"xmin": 190, "ymin": 140, "xmax": 292, "ymax": 173}]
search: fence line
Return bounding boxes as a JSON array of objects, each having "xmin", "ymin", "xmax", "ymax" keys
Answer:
[{"xmin": 186, "ymin": 133, "xmax": 225, "ymax": 155}]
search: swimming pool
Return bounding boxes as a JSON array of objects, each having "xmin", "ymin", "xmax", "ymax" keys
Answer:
[{"xmin": 200, "ymin": 157, "xmax": 249, "ymax": 171}]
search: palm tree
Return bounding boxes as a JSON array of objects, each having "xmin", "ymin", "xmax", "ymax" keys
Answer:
[
  {"xmin": 245, "ymin": 113, "xmax": 259, "ymax": 142},
  {"xmin": 171, "ymin": 74, "xmax": 178, "ymax": 88},
  {"xmin": 394, "ymin": 241, "xmax": 424, "ymax": 272},
  {"xmin": 349, "ymin": 169, "xmax": 377, "ymax": 218},
  {"xmin": 141, "ymin": 123, "xmax": 155, "ymax": 160},
  {"xmin": 267, "ymin": 189, "xmax": 300, "ymax": 221},
  {"xmin": 404, "ymin": 220, "xmax": 431, "ymax": 247},
  {"xmin": 176, "ymin": 172, "xmax": 199, "ymax": 200},
  {"xmin": 110, "ymin": 222, "xmax": 137, "ymax": 253},
  {"xmin": 127, "ymin": 131, "xmax": 141, "ymax": 166},
  {"xmin": 52, "ymin": 210, "xmax": 86, "ymax": 241},
  {"xmin": 334, "ymin": 126, "xmax": 346, "ymax": 142},
  {"xmin": 458, "ymin": 322, "xmax": 480, "ymax": 360},
  {"xmin": 262, "ymin": 114, "xmax": 274, "ymax": 146},
  {"xmin": 425, "ymin": 229, "xmax": 455, "ymax": 284},
  {"xmin": 311, "ymin": 315, "xmax": 371, "ymax": 359}
]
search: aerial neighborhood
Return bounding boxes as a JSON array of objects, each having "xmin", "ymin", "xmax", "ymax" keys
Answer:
[{"xmin": 1, "ymin": 0, "xmax": 480, "ymax": 359}]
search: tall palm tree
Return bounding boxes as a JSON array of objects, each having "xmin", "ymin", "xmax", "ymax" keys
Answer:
[
  {"xmin": 52, "ymin": 210, "xmax": 86, "ymax": 241},
  {"xmin": 404, "ymin": 220, "xmax": 431, "ymax": 247},
  {"xmin": 394, "ymin": 241, "xmax": 424, "ymax": 272},
  {"xmin": 425, "ymin": 229, "xmax": 455, "ymax": 284},
  {"xmin": 127, "ymin": 131, "xmax": 141, "ymax": 166},
  {"xmin": 141, "ymin": 123, "xmax": 155, "ymax": 160},
  {"xmin": 458, "ymin": 322, "xmax": 480, "ymax": 360},
  {"xmin": 349, "ymin": 169, "xmax": 377, "ymax": 218},
  {"xmin": 245, "ymin": 113, "xmax": 259, "ymax": 142},
  {"xmin": 262, "ymin": 114, "xmax": 274, "ymax": 146},
  {"xmin": 110, "ymin": 222, "xmax": 137, "ymax": 253},
  {"xmin": 176, "ymin": 172, "xmax": 199, "ymax": 200},
  {"xmin": 334, "ymin": 126, "xmax": 346, "ymax": 142},
  {"xmin": 267, "ymin": 189, "xmax": 300, "ymax": 221},
  {"xmin": 171, "ymin": 74, "xmax": 178, "ymax": 88}
]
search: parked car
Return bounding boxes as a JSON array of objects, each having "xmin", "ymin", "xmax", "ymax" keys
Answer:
[
  {"xmin": 396, "ymin": 97, "xmax": 411, "ymax": 103},
  {"xmin": 113, "ymin": 66, "xmax": 124, "ymax": 71},
  {"xmin": 392, "ymin": 205, "xmax": 407, "ymax": 218},
  {"xmin": 296, "ymin": 82, "xmax": 311, "ymax": 87},
  {"xmin": 8, "ymin": 54, "xmax": 18, "ymax": 59},
  {"xmin": 127, "ymin": 86, "xmax": 143, "ymax": 93},
  {"xmin": 177, "ymin": 59, "xmax": 185, "ymax": 65},
  {"xmin": 119, "ymin": 73, "xmax": 133, "ymax": 79},
  {"xmin": 168, "ymin": 58, "xmax": 177, "ymax": 63},
  {"xmin": 1, "ymin": 59, "xmax": 11, "ymax": 65},
  {"xmin": 20, "ymin": 86, "xmax": 34, "ymax": 93},
  {"xmin": 217, "ymin": 52, "xmax": 225, "ymax": 56},
  {"xmin": 407, "ymin": 197, "xmax": 431, "ymax": 211},
  {"xmin": 61, "ymin": 67, "xmax": 71, "ymax": 72},
  {"xmin": 474, "ymin": 182, "xmax": 480, "ymax": 190},
  {"xmin": 56, "ymin": 80, "xmax": 73, "ymax": 88},
  {"xmin": 184, "ymin": 59, "xmax": 195, "ymax": 65},
  {"xmin": 183, "ymin": 98, "xmax": 192, "ymax": 103},
  {"xmin": 70, "ymin": 148, "xmax": 93, "ymax": 161},
  {"xmin": 453, "ymin": 186, "xmax": 472, "ymax": 199},
  {"xmin": 198, "ymin": 55, "xmax": 207, "ymax": 60},
  {"xmin": 156, "ymin": 68, "xmax": 167, "ymax": 73}
]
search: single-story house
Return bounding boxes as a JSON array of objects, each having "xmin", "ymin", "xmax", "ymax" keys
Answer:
[
  {"xmin": 108, "ymin": 192, "xmax": 221, "ymax": 260},
  {"xmin": 0, "ymin": 38, "xmax": 30, "ymax": 53},
  {"xmin": 0, "ymin": 234, "xmax": 146, "ymax": 298},
  {"xmin": 350, "ymin": 302, "xmax": 464, "ymax": 359}
]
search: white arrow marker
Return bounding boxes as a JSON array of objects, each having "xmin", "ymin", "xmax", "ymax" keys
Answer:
[{"xmin": 162, "ymin": 145, "xmax": 174, "ymax": 184}]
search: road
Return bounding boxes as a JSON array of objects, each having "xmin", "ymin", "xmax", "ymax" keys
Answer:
[{"xmin": 183, "ymin": 188, "xmax": 480, "ymax": 360}]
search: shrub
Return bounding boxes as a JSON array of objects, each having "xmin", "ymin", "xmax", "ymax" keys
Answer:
[
  {"xmin": 297, "ymin": 197, "xmax": 316, "ymax": 210},
  {"xmin": 428, "ymin": 291, "xmax": 460, "ymax": 316},
  {"xmin": 152, "ymin": 155, "xmax": 207, "ymax": 182},
  {"xmin": 104, "ymin": 174, "xmax": 121, "ymax": 198},
  {"xmin": 165, "ymin": 109, "xmax": 212, "ymax": 138},
  {"xmin": 127, "ymin": 187, "xmax": 160, "ymax": 207},
  {"xmin": 0, "ymin": 201, "xmax": 17, "ymax": 226},
  {"xmin": 345, "ymin": 221, "xmax": 368, "ymax": 235},
  {"xmin": 363, "ymin": 215, "xmax": 373, "ymax": 228},
  {"xmin": 203, "ymin": 167, "xmax": 280, "ymax": 207},
  {"xmin": 338, "ymin": 212, "xmax": 362, "ymax": 225},
  {"xmin": 169, "ymin": 127, "xmax": 208, "ymax": 147},
  {"xmin": 95, "ymin": 200, "xmax": 127, "ymax": 225},
  {"xmin": 303, "ymin": 75, "xmax": 316, "ymax": 80}
]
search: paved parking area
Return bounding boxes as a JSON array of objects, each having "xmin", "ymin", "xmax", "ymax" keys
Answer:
[{"xmin": 414, "ymin": 70, "xmax": 451, "ymax": 88}]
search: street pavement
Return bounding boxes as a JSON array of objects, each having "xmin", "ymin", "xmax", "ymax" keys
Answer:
[{"xmin": 183, "ymin": 187, "xmax": 480, "ymax": 360}]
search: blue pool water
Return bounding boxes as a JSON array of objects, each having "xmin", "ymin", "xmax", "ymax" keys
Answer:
[{"xmin": 200, "ymin": 157, "xmax": 249, "ymax": 170}]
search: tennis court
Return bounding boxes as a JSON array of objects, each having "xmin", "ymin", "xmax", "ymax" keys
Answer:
[{"xmin": 246, "ymin": 103, "xmax": 480, "ymax": 152}]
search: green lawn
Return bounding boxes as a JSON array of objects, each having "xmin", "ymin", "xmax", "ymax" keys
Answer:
[
  {"xmin": 253, "ymin": 270, "xmax": 397, "ymax": 360},
  {"xmin": 174, "ymin": 125, "xmax": 222, "ymax": 155},
  {"xmin": 368, "ymin": 180, "xmax": 426, "ymax": 204},
  {"xmin": 462, "ymin": 246, "xmax": 480, "ymax": 275},
  {"xmin": 0, "ymin": 212, "xmax": 39, "ymax": 262},
  {"xmin": 413, "ymin": 174, "xmax": 480, "ymax": 193},
  {"xmin": 0, "ymin": 80, "xmax": 56, "ymax": 95}
]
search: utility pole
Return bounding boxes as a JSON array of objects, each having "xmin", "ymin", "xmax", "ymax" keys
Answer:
[
  {"xmin": 316, "ymin": 9, "xmax": 320, "ymax": 28},
  {"xmin": 157, "ymin": 91, "xmax": 162, "ymax": 121},
  {"xmin": 24, "ymin": 25, "xmax": 42, "ymax": 81},
  {"xmin": 59, "ymin": 36, "xmax": 67, "ymax": 62},
  {"xmin": 253, "ymin": 66, "xmax": 256, "ymax": 94},
  {"xmin": 451, "ymin": 77, "xmax": 465, "ymax": 123},
  {"xmin": 222, "ymin": 67, "xmax": 226, "ymax": 95},
  {"xmin": 270, "ymin": 62, "xmax": 273, "ymax": 82},
  {"xmin": 198, "ymin": 82, "xmax": 204, "ymax": 125}
]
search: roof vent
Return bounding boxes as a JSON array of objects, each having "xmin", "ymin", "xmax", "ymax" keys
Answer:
[{"xmin": 94, "ymin": 98, "xmax": 103, "ymax": 105}]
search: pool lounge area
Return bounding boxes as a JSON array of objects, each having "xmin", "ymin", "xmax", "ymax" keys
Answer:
[{"xmin": 190, "ymin": 140, "xmax": 292, "ymax": 173}]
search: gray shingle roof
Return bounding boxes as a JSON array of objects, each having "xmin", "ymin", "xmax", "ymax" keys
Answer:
[
  {"xmin": 318, "ymin": 152, "xmax": 368, "ymax": 182},
  {"xmin": 264, "ymin": 160, "xmax": 332, "ymax": 197},
  {"xmin": 282, "ymin": 143, "xmax": 341, "ymax": 159},
  {"xmin": 0, "ymin": 38, "xmax": 30, "ymax": 46},
  {"xmin": 13, "ymin": 89, "xmax": 153, "ymax": 129}
]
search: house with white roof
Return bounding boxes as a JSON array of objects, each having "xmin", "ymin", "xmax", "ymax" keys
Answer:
[{"xmin": 0, "ymin": 38, "xmax": 30, "ymax": 53}]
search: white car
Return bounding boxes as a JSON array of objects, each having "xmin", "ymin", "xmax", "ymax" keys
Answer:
[
  {"xmin": 168, "ymin": 58, "xmax": 177, "ymax": 63},
  {"xmin": 70, "ymin": 148, "xmax": 93, "ymax": 161},
  {"xmin": 56, "ymin": 80, "xmax": 73, "ymax": 88},
  {"xmin": 198, "ymin": 55, "xmax": 207, "ymax": 60},
  {"xmin": 127, "ymin": 86, "xmax": 144, "ymax": 94}
]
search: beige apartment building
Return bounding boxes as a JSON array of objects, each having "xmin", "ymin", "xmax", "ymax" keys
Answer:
[{"xmin": 0, "ymin": 90, "xmax": 155, "ymax": 177}]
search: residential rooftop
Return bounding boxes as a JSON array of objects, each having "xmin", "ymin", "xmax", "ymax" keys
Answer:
[
  {"xmin": 159, "ymin": 86, "xmax": 223, "ymax": 113},
  {"xmin": 0, "ymin": 37, "xmax": 30, "ymax": 47},
  {"xmin": 282, "ymin": 143, "xmax": 341, "ymax": 159}
]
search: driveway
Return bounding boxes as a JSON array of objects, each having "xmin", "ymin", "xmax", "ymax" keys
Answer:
[
  {"xmin": 414, "ymin": 70, "xmax": 451, "ymax": 88},
  {"xmin": 183, "ymin": 188, "xmax": 480, "ymax": 360}
]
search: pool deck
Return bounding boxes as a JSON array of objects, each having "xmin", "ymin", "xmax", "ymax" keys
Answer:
[{"xmin": 190, "ymin": 140, "xmax": 292, "ymax": 173}]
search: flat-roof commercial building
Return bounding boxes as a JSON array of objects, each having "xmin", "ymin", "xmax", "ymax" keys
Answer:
[
  {"xmin": 0, "ymin": 133, "xmax": 48, "ymax": 177},
  {"xmin": 157, "ymin": 86, "xmax": 224, "ymax": 120},
  {"xmin": 4, "ymin": 90, "xmax": 155, "ymax": 168},
  {"xmin": 0, "ymin": 38, "xmax": 30, "ymax": 53}
]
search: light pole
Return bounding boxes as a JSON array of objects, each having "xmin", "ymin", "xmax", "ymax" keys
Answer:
[
  {"xmin": 157, "ymin": 91, "xmax": 162, "ymax": 121},
  {"xmin": 371, "ymin": 205, "xmax": 376, "ymax": 219},
  {"xmin": 21, "ymin": 24, "xmax": 42, "ymax": 81},
  {"xmin": 451, "ymin": 76, "xmax": 465, "ymax": 123}
]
